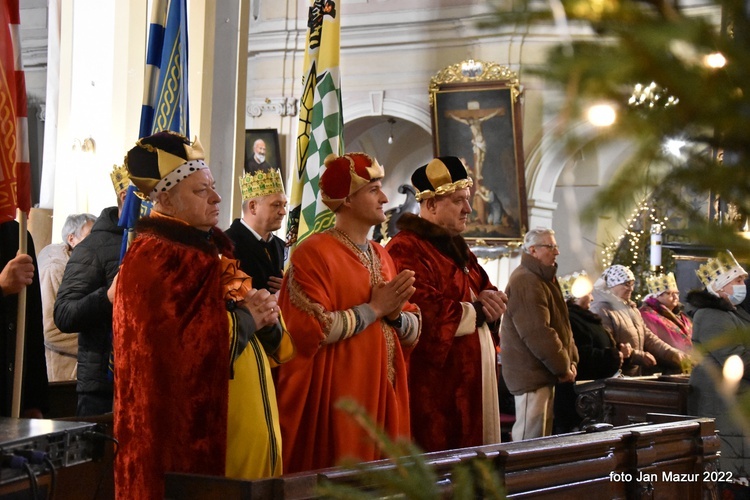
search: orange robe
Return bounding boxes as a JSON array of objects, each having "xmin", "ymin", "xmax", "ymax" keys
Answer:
[{"xmin": 276, "ymin": 230, "xmax": 413, "ymax": 473}]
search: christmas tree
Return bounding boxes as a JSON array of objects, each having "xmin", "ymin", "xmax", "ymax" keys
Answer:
[{"xmin": 486, "ymin": 0, "xmax": 750, "ymax": 261}]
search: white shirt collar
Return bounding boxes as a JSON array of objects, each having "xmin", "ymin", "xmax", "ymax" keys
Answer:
[{"xmin": 240, "ymin": 218, "xmax": 270, "ymax": 243}]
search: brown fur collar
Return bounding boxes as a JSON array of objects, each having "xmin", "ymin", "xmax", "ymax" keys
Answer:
[
  {"xmin": 135, "ymin": 213, "xmax": 234, "ymax": 257},
  {"xmin": 396, "ymin": 213, "xmax": 470, "ymax": 267}
]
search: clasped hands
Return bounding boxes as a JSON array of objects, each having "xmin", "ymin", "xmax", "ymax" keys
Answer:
[
  {"xmin": 369, "ymin": 270, "xmax": 416, "ymax": 322},
  {"xmin": 242, "ymin": 288, "xmax": 279, "ymax": 330},
  {"xmin": 477, "ymin": 289, "xmax": 508, "ymax": 323}
]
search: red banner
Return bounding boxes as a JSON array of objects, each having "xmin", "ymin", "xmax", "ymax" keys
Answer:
[{"xmin": 0, "ymin": 0, "xmax": 30, "ymax": 221}]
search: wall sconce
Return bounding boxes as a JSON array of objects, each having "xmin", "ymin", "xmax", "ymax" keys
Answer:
[
  {"xmin": 72, "ymin": 137, "xmax": 96, "ymax": 154},
  {"xmin": 387, "ymin": 118, "xmax": 395, "ymax": 145}
]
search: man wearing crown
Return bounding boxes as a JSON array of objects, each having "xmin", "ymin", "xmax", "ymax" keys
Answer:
[
  {"xmin": 686, "ymin": 250, "xmax": 750, "ymax": 476},
  {"xmin": 54, "ymin": 164, "xmax": 130, "ymax": 416},
  {"xmin": 225, "ymin": 169, "xmax": 287, "ymax": 293},
  {"xmin": 386, "ymin": 156, "xmax": 508, "ymax": 450},
  {"xmin": 276, "ymin": 152, "xmax": 421, "ymax": 472},
  {"xmin": 113, "ymin": 131, "xmax": 288, "ymax": 499}
]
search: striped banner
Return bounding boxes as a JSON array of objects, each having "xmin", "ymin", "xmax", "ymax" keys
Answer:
[
  {"xmin": 139, "ymin": 0, "xmax": 189, "ymax": 138},
  {"xmin": 0, "ymin": 0, "xmax": 30, "ymax": 220},
  {"xmin": 286, "ymin": 0, "xmax": 344, "ymax": 252}
]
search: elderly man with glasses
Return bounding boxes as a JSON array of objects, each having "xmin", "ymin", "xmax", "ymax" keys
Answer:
[{"xmin": 500, "ymin": 227, "xmax": 579, "ymax": 440}]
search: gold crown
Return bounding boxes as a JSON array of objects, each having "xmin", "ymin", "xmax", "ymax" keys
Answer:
[
  {"xmin": 558, "ymin": 271, "xmax": 592, "ymax": 300},
  {"xmin": 696, "ymin": 251, "xmax": 745, "ymax": 288},
  {"xmin": 645, "ymin": 272, "xmax": 677, "ymax": 295},
  {"xmin": 239, "ymin": 168, "xmax": 284, "ymax": 201},
  {"xmin": 110, "ymin": 164, "xmax": 131, "ymax": 195}
]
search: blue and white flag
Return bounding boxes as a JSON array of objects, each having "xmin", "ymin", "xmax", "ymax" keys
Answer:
[{"xmin": 139, "ymin": 0, "xmax": 189, "ymax": 138}]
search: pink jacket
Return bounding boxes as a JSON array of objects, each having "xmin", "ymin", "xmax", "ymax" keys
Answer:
[{"xmin": 639, "ymin": 296, "xmax": 693, "ymax": 352}]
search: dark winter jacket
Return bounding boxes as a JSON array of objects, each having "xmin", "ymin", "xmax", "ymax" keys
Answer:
[
  {"xmin": 54, "ymin": 207, "xmax": 123, "ymax": 396},
  {"xmin": 0, "ymin": 221, "xmax": 48, "ymax": 415},
  {"xmin": 567, "ymin": 303, "xmax": 621, "ymax": 380},
  {"xmin": 686, "ymin": 288, "xmax": 750, "ymax": 475}
]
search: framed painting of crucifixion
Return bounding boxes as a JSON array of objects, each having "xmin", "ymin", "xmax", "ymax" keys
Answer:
[{"xmin": 429, "ymin": 59, "xmax": 528, "ymax": 245}]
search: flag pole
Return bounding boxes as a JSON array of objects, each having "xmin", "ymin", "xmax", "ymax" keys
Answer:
[{"xmin": 11, "ymin": 209, "xmax": 28, "ymax": 418}]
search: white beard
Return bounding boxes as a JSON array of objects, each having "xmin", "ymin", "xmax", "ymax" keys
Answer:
[{"xmin": 255, "ymin": 154, "xmax": 265, "ymax": 163}]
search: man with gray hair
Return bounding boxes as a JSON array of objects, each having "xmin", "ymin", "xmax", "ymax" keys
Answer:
[
  {"xmin": 37, "ymin": 213, "xmax": 97, "ymax": 381},
  {"xmin": 500, "ymin": 227, "xmax": 578, "ymax": 440},
  {"xmin": 245, "ymin": 138, "xmax": 273, "ymax": 173}
]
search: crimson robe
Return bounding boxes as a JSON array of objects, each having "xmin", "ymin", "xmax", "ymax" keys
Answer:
[
  {"xmin": 113, "ymin": 216, "xmax": 231, "ymax": 499},
  {"xmin": 386, "ymin": 214, "xmax": 499, "ymax": 452}
]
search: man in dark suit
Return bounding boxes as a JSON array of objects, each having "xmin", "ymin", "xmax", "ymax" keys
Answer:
[
  {"xmin": 244, "ymin": 139, "xmax": 273, "ymax": 173},
  {"xmin": 225, "ymin": 168, "xmax": 287, "ymax": 292}
]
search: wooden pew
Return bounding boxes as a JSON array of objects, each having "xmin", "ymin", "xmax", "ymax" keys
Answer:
[
  {"xmin": 576, "ymin": 375, "xmax": 690, "ymax": 427},
  {"xmin": 164, "ymin": 414, "xmax": 720, "ymax": 499}
]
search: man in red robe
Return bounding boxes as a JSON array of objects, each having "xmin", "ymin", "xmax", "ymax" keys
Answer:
[
  {"xmin": 386, "ymin": 156, "xmax": 508, "ymax": 452},
  {"xmin": 276, "ymin": 152, "xmax": 421, "ymax": 472},
  {"xmin": 113, "ymin": 131, "xmax": 285, "ymax": 499}
]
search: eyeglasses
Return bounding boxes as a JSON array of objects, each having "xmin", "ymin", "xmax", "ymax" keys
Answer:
[{"xmin": 535, "ymin": 244, "xmax": 559, "ymax": 250}]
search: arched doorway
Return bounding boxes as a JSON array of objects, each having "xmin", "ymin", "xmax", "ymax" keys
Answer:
[{"xmin": 343, "ymin": 114, "xmax": 432, "ymax": 212}]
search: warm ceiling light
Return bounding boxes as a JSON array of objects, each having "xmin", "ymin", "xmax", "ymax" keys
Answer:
[
  {"xmin": 586, "ymin": 104, "xmax": 616, "ymax": 127},
  {"xmin": 665, "ymin": 138, "xmax": 686, "ymax": 157},
  {"xmin": 704, "ymin": 52, "xmax": 726, "ymax": 69}
]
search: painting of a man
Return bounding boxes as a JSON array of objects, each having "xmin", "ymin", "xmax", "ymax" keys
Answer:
[{"xmin": 245, "ymin": 130, "xmax": 281, "ymax": 174}]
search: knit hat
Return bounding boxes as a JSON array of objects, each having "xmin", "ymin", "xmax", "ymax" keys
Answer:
[
  {"xmin": 412, "ymin": 156, "xmax": 473, "ymax": 202},
  {"xmin": 646, "ymin": 272, "xmax": 678, "ymax": 296},
  {"xmin": 558, "ymin": 271, "xmax": 593, "ymax": 300},
  {"xmin": 239, "ymin": 169, "xmax": 284, "ymax": 201},
  {"xmin": 125, "ymin": 131, "xmax": 207, "ymax": 196},
  {"xmin": 319, "ymin": 153, "xmax": 384, "ymax": 211},
  {"xmin": 594, "ymin": 264, "xmax": 635, "ymax": 290},
  {"xmin": 696, "ymin": 250, "xmax": 747, "ymax": 293}
]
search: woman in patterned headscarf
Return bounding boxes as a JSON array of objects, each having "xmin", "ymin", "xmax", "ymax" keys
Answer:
[{"xmin": 590, "ymin": 265, "xmax": 686, "ymax": 376}]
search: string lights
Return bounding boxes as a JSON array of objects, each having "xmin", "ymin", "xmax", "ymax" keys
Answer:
[
  {"xmin": 628, "ymin": 82, "xmax": 679, "ymax": 108},
  {"xmin": 600, "ymin": 201, "xmax": 670, "ymax": 300}
]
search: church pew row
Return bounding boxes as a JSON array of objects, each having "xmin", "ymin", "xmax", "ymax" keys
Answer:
[{"xmin": 164, "ymin": 414, "xmax": 720, "ymax": 499}]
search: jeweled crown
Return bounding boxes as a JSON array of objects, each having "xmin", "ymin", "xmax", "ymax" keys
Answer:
[
  {"xmin": 645, "ymin": 272, "xmax": 678, "ymax": 295},
  {"xmin": 696, "ymin": 251, "xmax": 745, "ymax": 288},
  {"xmin": 110, "ymin": 164, "xmax": 131, "ymax": 195},
  {"xmin": 240, "ymin": 168, "xmax": 284, "ymax": 201}
]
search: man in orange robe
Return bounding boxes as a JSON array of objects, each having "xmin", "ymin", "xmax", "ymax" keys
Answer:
[{"xmin": 276, "ymin": 152, "xmax": 421, "ymax": 473}]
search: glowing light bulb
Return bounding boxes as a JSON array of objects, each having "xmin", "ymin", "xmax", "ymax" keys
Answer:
[{"xmin": 587, "ymin": 104, "xmax": 616, "ymax": 127}]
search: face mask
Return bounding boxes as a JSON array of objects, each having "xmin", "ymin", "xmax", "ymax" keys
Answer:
[
  {"xmin": 255, "ymin": 154, "xmax": 266, "ymax": 163},
  {"xmin": 728, "ymin": 284, "xmax": 747, "ymax": 305}
]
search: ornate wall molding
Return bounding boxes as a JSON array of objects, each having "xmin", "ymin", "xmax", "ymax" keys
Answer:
[{"xmin": 246, "ymin": 97, "xmax": 298, "ymax": 117}]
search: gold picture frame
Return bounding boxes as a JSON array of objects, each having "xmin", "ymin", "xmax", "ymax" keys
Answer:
[{"xmin": 429, "ymin": 59, "xmax": 528, "ymax": 244}]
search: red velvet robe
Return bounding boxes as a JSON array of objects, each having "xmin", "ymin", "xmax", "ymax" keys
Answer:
[
  {"xmin": 113, "ymin": 215, "xmax": 231, "ymax": 499},
  {"xmin": 276, "ymin": 230, "xmax": 413, "ymax": 473},
  {"xmin": 386, "ymin": 214, "xmax": 499, "ymax": 452}
]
